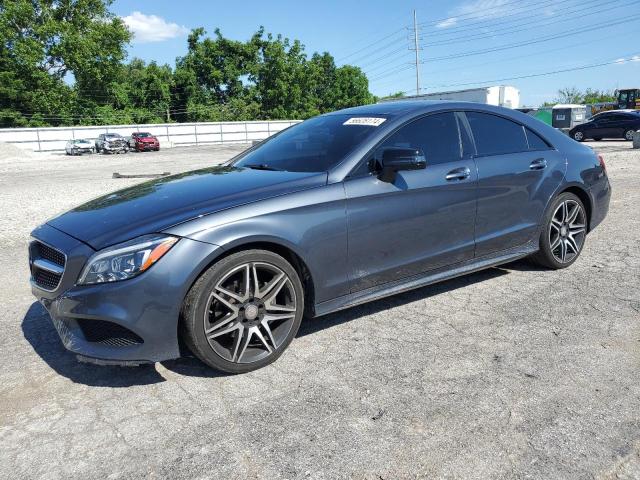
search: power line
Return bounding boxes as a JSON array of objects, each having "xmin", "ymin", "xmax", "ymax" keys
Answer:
[
  {"xmin": 418, "ymin": 0, "xmax": 578, "ymax": 35},
  {"xmin": 354, "ymin": 0, "xmax": 630, "ymax": 79},
  {"xmin": 348, "ymin": 38, "xmax": 411, "ymax": 69},
  {"xmin": 368, "ymin": 64, "xmax": 415, "ymax": 83},
  {"xmin": 364, "ymin": 53, "xmax": 414, "ymax": 76},
  {"xmin": 339, "ymin": 0, "xmax": 548, "ymax": 66},
  {"xmin": 424, "ymin": 24, "xmax": 640, "ymax": 77},
  {"xmin": 335, "ymin": 27, "xmax": 408, "ymax": 63},
  {"xmin": 416, "ymin": 0, "xmax": 542, "ymax": 28},
  {"xmin": 422, "ymin": 54, "xmax": 640, "ymax": 90},
  {"xmin": 422, "ymin": 14, "xmax": 640, "ymax": 63},
  {"xmin": 423, "ymin": 0, "xmax": 632, "ymax": 48},
  {"xmin": 7, "ymin": 104, "xmax": 252, "ymax": 121},
  {"xmin": 373, "ymin": 52, "xmax": 640, "ymax": 95}
]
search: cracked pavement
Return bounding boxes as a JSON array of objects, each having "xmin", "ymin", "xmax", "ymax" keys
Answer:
[{"xmin": 0, "ymin": 141, "xmax": 638, "ymax": 479}]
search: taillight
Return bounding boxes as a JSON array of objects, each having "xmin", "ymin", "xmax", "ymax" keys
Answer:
[{"xmin": 598, "ymin": 154, "xmax": 606, "ymax": 173}]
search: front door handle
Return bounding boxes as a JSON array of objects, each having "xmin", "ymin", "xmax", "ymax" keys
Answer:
[
  {"xmin": 529, "ymin": 158, "xmax": 547, "ymax": 170},
  {"xmin": 445, "ymin": 167, "xmax": 471, "ymax": 181}
]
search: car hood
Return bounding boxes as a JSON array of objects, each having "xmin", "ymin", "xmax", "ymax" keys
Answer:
[
  {"xmin": 137, "ymin": 137, "xmax": 157, "ymax": 142},
  {"xmin": 47, "ymin": 166, "xmax": 327, "ymax": 250},
  {"xmin": 73, "ymin": 141, "xmax": 93, "ymax": 147}
]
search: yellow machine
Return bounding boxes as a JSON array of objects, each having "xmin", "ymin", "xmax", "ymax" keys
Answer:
[
  {"xmin": 589, "ymin": 89, "xmax": 639, "ymax": 115},
  {"xmin": 616, "ymin": 88, "xmax": 640, "ymax": 110}
]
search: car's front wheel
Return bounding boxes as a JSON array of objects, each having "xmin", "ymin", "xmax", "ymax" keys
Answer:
[
  {"xmin": 531, "ymin": 192, "xmax": 587, "ymax": 269},
  {"xmin": 181, "ymin": 249, "xmax": 304, "ymax": 373}
]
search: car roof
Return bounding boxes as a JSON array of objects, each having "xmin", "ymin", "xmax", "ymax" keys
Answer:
[
  {"xmin": 325, "ymin": 100, "xmax": 523, "ymax": 119},
  {"xmin": 597, "ymin": 109, "xmax": 639, "ymax": 115},
  {"xmin": 326, "ymin": 100, "xmax": 459, "ymax": 117}
]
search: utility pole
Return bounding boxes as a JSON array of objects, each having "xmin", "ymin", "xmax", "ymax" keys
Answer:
[{"xmin": 413, "ymin": 9, "xmax": 420, "ymax": 96}]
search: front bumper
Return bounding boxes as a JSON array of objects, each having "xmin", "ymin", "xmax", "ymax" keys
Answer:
[
  {"xmin": 30, "ymin": 224, "xmax": 222, "ymax": 363},
  {"xmin": 135, "ymin": 142, "xmax": 159, "ymax": 151},
  {"xmin": 102, "ymin": 143, "xmax": 127, "ymax": 151},
  {"xmin": 71, "ymin": 147, "xmax": 93, "ymax": 154}
]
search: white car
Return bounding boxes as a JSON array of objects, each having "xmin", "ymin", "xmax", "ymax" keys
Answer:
[{"xmin": 65, "ymin": 139, "xmax": 95, "ymax": 155}]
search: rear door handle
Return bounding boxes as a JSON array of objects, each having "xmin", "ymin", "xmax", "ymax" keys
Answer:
[
  {"xmin": 529, "ymin": 158, "xmax": 547, "ymax": 170},
  {"xmin": 445, "ymin": 167, "xmax": 471, "ymax": 181}
]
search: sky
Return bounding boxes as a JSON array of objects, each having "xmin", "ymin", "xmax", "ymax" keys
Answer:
[{"xmin": 111, "ymin": 0, "xmax": 640, "ymax": 107}]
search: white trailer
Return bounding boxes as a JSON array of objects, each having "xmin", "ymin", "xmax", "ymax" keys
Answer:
[{"xmin": 383, "ymin": 85, "xmax": 521, "ymax": 109}]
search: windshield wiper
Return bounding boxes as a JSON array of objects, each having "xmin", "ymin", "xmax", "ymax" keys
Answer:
[{"xmin": 243, "ymin": 163, "xmax": 282, "ymax": 171}]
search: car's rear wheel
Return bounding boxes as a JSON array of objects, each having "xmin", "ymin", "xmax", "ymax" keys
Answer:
[
  {"xmin": 624, "ymin": 129, "xmax": 635, "ymax": 141},
  {"xmin": 573, "ymin": 130, "xmax": 585, "ymax": 142},
  {"xmin": 181, "ymin": 249, "xmax": 304, "ymax": 373},
  {"xmin": 531, "ymin": 192, "xmax": 587, "ymax": 269},
  {"xmin": 593, "ymin": 137, "xmax": 602, "ymax": 141}
]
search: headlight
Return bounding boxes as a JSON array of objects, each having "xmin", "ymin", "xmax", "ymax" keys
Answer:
[{"xmin": 78, "ymin": 234, "xmax": 178, "ymax": 285}]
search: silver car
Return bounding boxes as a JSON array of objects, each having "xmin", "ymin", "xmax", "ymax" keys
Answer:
[{"xmin": 65, "ymin": 139, "xmax": 94, "ymax": 155}]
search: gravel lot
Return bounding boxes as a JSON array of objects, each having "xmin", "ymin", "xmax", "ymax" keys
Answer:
[{"xmin": 0, "ymin": 141, "xmax": 638, "ymax": 479}]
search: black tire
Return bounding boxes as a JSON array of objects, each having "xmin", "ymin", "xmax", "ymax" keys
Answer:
[
  {"xmin": 593, "ymin": 137, "xmax": 602, "ymax": 141},
  {"xmin": 181, "ymin": 249, "xmax": 304, "ymax": 374},
  {"xmin": 624, "ymin": 129, "xmax": 635, "ymax": 141},
  {"xmin": 531, "ymin": 192, "xmax": 588, "ymax": 269}
]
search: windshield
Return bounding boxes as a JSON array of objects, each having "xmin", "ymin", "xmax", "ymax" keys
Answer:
[
  {"xmin": 233, "ymin": 114, "xmax": 388, "ymax": 173},
  {"xmin": 106, "ymin": 134, "xmax": 121, "ymax": 138},
  {"xmin": 136, "ymin": 132, "xmax": 152, "ymax": 137},
  {"xmin": 73, "ymin": 139, "xmax": 89, "ymax": 144}
]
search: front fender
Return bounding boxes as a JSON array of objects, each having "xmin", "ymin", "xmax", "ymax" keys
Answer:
[{"xmin": 164, "ymin": 183, "xmax": 350, "ymax": 304}]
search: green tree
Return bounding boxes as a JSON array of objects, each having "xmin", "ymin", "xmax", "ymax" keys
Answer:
[
  {"xmin": 582, "ymin": 88, "xmax": 616, "ymax": 104},
  {"xmin": 0, "ymin": 0, "xmax": 131, "ymax": 127},
  {"xmin": 1, "ymin": 5, "xmax": 376, "ymax": 127},
  {"xmin": 555, "ymin": 86, "xmax": 583, "ymax": 104}
]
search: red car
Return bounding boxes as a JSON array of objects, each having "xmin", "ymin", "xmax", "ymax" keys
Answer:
[{"xmin": 129, "ymin": 132, "xmax": 160, "ymax": 152}]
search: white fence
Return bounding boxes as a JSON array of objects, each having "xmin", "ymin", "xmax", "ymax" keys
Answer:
[{"xmin": 0, "ymin": 120, "xmax": 301, "ymax": 152}]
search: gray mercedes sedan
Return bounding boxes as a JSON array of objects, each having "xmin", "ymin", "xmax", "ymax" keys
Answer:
[{"xmin": 29, "ymin": 101, "xmax": 611, "ymax": 373}]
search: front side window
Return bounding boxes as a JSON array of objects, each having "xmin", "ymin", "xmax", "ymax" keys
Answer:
[
  {"xmin": 234, "ymin": 115, "xmax": 387, "ymax": 173},
  {"xmin": 465, "ymin": 111, "xmax": 529, "ymax": 156},
  {"xmin": 619, "ymin": 92, "xmax": 629, "ymax": 107},
  {"xmin": 377, "ymin": 112, "xmax": 462, "ymax": 165}
]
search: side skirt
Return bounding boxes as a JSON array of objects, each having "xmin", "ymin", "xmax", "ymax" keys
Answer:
[{"xmin": 313, "ymin": 241, "xmax": 538, "ymax": 318}]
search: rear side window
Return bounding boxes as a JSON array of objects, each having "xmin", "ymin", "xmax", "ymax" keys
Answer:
[
  {"xmin": 525, "ymin": 128, "xmax": 551, "ymax": 151},
  {"xmin": 378, "ymin": 112, "xmax": 462, "ymax": 165},
  {"xmin": 465, "ymin": 111, "xmax": 529, "ymax": 156}
]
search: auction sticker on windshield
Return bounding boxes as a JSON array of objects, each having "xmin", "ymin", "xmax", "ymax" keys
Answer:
[{"xmin": 343, "ymin": 117, "xmax": 386, "ymax": 127}]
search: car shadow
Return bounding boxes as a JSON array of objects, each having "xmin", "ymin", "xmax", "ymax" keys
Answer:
[
  {"xmin": 23, "ymin": 265, "xmax": 516, "ymax": 384},
  {"xmin": 297, "ymin": 266, "xmax": 510, "ymax": 338},
  {"xmin": 496, "ymin": 258, "xmax": 548, "ymax": 272},
  {"xmin": 22, "ymin": 302, "xmax": 166, "ymax": 387}
]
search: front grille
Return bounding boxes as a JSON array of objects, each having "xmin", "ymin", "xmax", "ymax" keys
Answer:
[
  {"xmin": 33, "ymin": 242, "xmax": 66, "ymax": 267},
  {"xmin": 77, "ymin": 319, "xmax": 144, "ymax": 347},
  {"xmin": 30, "ymin": 241, "xmax": 66, "ymax": 291},
  {"xmin": 34, "ymin": 268, "xmax": 63, "ymax": 290}
]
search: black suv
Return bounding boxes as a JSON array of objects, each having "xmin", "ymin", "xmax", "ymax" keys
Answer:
[{"xmin": 569, "ymin": 110, "xmax": 640, "ymax": 142}]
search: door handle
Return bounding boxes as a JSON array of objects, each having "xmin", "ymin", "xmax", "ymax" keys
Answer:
[
  {"xmin": 529, "ymin": 158, "xmax": 547, "ymax": 170},
  {"xmin": 445, "ymin": 167, "xmax": 471, "ymax": 181}
]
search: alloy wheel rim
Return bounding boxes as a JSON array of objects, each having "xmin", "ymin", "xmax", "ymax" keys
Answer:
[
  {"xmin": 574, "ymin": 131, "xmax": 583, "ymax": 141},
  {"xmin": 549, "ymin": 200, "xmax": 586, "ymax": 263},
  {"xmin": 625, "ymin": 130, "xmax": 634, "ymax": 140},
  {"xmin": 203, "ymin": 262, "xmax": 297, "ymax": 364}
]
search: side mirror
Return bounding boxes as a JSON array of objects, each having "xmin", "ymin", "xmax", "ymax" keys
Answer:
[{"xmin": 378, "ymin": 147, "xmax": 426, "ymax": 182}]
